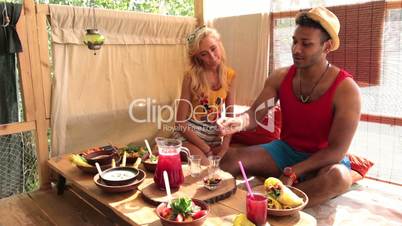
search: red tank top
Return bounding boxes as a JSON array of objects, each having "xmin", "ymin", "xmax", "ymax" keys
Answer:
[{"xmin": 279, "ymin": 65, "xmax": 352, "ymax": 153}]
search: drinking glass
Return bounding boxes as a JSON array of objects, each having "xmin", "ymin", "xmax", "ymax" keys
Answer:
[
  {"xmin": 246, "ymin": 192, "xmax": 267, "ymax": 226},
  {"xmin": 188, "ymin": 155, "xmax": 201, "ymax": 177},
  {"xmin": 207, "ymin": 155, "xmax": 221, "ymax": 177}
]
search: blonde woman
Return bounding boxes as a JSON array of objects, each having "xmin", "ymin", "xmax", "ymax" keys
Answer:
[{"xmin": 175, "ymin": 26, "xmax": 236, "ymax": 164}]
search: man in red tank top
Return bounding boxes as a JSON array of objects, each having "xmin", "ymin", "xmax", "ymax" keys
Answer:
[{"xmin": 218, "ymin": 7, "xmax": 361, "ymax": 207}]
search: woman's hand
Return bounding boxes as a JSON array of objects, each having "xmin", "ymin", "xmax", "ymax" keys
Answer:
[
  {"xmin": 217, "ymin": 117, "xmax": 244, "ymax": 136},
  {"xmin": 210, "ymin": 144, "xmax": 229, "ymax": 157}
]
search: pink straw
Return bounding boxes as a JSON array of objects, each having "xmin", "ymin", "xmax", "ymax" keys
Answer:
[{"xmin": 238, "ymin": 161, "xmax": 254, "ymax": 198}]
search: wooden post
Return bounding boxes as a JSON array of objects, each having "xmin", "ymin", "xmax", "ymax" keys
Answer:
[
  {"xmin": 194, "ymin": 0, "xmax": 204, "ymax": 26},
  {"xmin": 16, "ymin": 8, "xmax": 36, "ymax": 122},
  {"xmin": 36, "ymin": 8, "xmax": 52, "ymax": 120},
  {"xmin": 21, "ymin": 0, "xmax": 50, "ymax": 189}
]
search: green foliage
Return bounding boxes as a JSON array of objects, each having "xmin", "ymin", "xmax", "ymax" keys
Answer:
[
  {"xmin": 130, "ymin": 0, "xmax": 194, "ymax": 16},
  {"xmin": 40, "ymin": 0, "xmax": 194, "ymax": 16}
]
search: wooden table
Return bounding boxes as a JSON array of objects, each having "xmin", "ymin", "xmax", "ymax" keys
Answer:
[{"xmin": 48, "ymin": 155, "xmax": 316, "ymax": 226}]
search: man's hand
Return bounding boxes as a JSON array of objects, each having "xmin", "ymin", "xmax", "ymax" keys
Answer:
[
  {"xmin": 217, "ymin": 117, "xmax": 244, "ymax": 136},
  {"xmin": 279, "ymin": 174, "xmax": 295, "ymax": 186},
  {"xmin": 279, "ymin": 166, "xmax": 298, "ymax": 186}
]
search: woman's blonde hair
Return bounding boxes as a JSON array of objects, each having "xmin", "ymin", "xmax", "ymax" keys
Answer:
[{"xmin": 186, "ymin": 26, "xmax": 230, "ymax": 97}]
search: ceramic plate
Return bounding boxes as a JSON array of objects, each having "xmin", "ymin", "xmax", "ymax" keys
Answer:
[{"xmin": 93, "ymin": 169, "xmax": 145, "ymax": 193}]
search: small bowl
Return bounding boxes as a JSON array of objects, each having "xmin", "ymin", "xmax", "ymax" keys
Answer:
[
  {"xmin": 99, "ymin": 166, "xmax": 139, "ymax": 186},
  {"xmin": 83, "ymin": 146, "xmax": 118, "ymax": 166},
  {"xmin": 142, "ymin": 156, "xmax": 158, "ymax": 173},
  {"xmin": 119, "ymin": 145, "xmax": 147, "ymax": 163},
  {"xmin": 267, "ymin": 186, "xmax": 308, "ymax": 216},
  {"xmin": 76, "ymin": 155, "xmax": 120, "ymax": 174},
  {"xmin": 156, "ymin": 199, "xmax": 209, "ymax": 226},
  {"xmin": 203, "ymin": 176, "xmax": 222, "ymax": 191}
]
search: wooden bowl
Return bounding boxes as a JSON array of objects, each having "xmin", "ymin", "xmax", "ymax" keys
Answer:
[
  {"xmin": 156, "ymin": 199, "xmax": 209, "ymax": 226},
  {"xmin": 267, "ymin": 186, "xmax": 308, "ymax": 216},
  {"xmin": 93, "ymin": 169, "xmax": 146, "ymax": 193},
  {"xmin": 118, "ymin": 145, "xmax": 149, "ymax": 163},
  {"xmin": 142, "ymin": 158, "xmax": 157, "ymax": 172},
  {"xmin": 76, "ymin": 155, "xmax": 121, "ymax": 174},
  {"xmin": 82, "ymin": 146, "xmax": 118, "ymax": 166},
  {"xmin": 99, "ymin": 166, "xmax": 139, "ymax": 186}
]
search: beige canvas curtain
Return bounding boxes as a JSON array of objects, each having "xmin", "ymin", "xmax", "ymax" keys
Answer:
[
  {"xmin": 210, "ymin": 13, "xmax": 270, "ymax": 106},
  {"xmin": 50, "ymin": 5, "xmax": 196, "ymax": 156}
]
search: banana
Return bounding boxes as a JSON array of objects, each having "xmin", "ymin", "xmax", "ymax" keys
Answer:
[
  {"xmin": 70, "ymin": 154, "xmax": 92, "ymax": 167},
  {"xmin": 233, "ymin": 214, "xmax": 255, "ymax": 226}
]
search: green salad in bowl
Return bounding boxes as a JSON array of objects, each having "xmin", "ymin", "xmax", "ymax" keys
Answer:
[{"xmin": 156, "ymin": 197, "xmax": 209, "ymax": 225}]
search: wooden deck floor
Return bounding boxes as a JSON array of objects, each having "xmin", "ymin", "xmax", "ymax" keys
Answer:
[{"xmin": 0, "ymin": 186, "xmax": 112, "ymax": 226}]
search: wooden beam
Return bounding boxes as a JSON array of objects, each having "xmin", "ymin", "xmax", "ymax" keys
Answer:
[
  {"xmin": 271, "ymin": 10, "xmax": 299, "ymax": 19},
  {"xmin": 16, "ymin": 10, "xmax": 36, "ymax": 122},
  {"xmin": 361, "ymin": 114, "xmax": 402, "ymax": 127},
  {"xmin": 36, "ymin": 3, "xmax": 50, "ymax": 15},
  {"xmin": 36, "ymin": 11, "xmax": 52, "ymax": 119},
  {"xmin": 0, "ymin": 121, "xmax": 36, "ymax": 136},
  {"xmin": 194, "ymin": 0, "xmax": 204, "ymax": 26},
  {"xmin": 23, "ymin": 0, "xmax": 50, "ymax": 189},
  {"xmin": 386, "ymin": 1, "xmax": 402, "ymax": 10}
]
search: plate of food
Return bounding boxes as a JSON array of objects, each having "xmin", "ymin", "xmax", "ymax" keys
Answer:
[
  {"xmin": 70, "ymin": 152, "xmax": 121, "ymax": 174},
  {"xmin": 156, "ymin": 197, "xmax": 209, "ymax": 226},
  {"xmin": 81, "ymin": 145, "xmax": 119, "ymax": 166},
  {"xmin": 93, "ymin": 169, "xmax": 146, "ymax": 193},
  {"xmin": 119, "ymin": 144, "xmax": 148, "ymax": 163},
  {"xmin": 142, "ymin": 155, "xmax": 158, "ymax": 172},
  {"xmin": 97, "ymin": 166, "xmax": 139, "ymax": 186},
  {"xmin": 264, "ymin": 177, "xmax": 308, "ymax": 216}
]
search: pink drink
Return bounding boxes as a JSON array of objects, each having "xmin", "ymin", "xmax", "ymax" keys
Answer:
[
  {"xmin": 246, "ymin": 193, "xmax": 267, "ymax": 226},
  {"xmin": 153, "ymin": 149, "xmax": 184, "ymax": 190}
]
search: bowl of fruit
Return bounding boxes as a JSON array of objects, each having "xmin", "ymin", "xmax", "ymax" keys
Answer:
[{"xmin": 156, "ymin": 197, "xmax": 209, "ymax": 226}]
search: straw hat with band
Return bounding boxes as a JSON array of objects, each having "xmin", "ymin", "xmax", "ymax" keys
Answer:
[{"xmin": 296, "ymin": 7, "xmax": 340, "ymax": 51}]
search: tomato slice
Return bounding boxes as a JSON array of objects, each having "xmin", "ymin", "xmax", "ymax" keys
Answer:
[{"xmin": 192, "ymin": 210, "xmax": 207, "ymax": 220}]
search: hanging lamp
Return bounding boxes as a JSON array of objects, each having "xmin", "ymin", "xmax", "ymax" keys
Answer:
[{"xmin": 83, "ymin": 4, "xmax": 105, "ymax": 54}]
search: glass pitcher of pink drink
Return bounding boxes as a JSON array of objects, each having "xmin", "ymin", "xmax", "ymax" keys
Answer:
[{"xmin": 153, "ymin": 138, "xmax": 190, "ymax": 190}]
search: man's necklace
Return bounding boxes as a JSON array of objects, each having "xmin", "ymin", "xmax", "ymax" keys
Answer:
[{"xmin": 299, "ymin": 62, "xmax": 330, "ymax": 104}]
